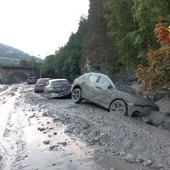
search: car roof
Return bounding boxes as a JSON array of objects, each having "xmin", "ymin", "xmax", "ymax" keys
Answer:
[
  {"xmin": 85, "ymin": 72, "xmax": 109, "ymax": 78},
  {"xmin": 28, "ymin": 77, "xmax": 36, "ymax": 78},
  {"xmin": 37, "ymin": 78, "xmax": 51, "ymax": 80},
  {"xmin": 48, "ymin": 79, "xmax": 68, "ymax": 82}
]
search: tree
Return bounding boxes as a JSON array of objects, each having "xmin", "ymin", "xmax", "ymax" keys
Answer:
[
  {"xmin": 40, "ymin": 16, "xmax": 88, "ymax": 81},
  {"xmin": 41, "ymin": 54, "xmax": 56, "ymax": 78},
  {"xmin": 81, "ymin": 0, "xmax": 116, "ymax": 73},
  {"xmin": 136, "ymin": 17, "xmax": 170, "ymax": 98},
  {"xmin": 19, "ymin": 59, "xmax": 33, "ymax": 66}
]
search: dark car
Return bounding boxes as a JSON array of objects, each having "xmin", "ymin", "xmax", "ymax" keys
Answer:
[
  {"xmin": 44, "ymin": 79, "xmax": 71, "ymax": 98},
  {"xmin": 71, "ymin": 72, "xmax": 159, "ymax": 117},
  {"xmin": 34, "ymin": 78, "xmax": 51, "ymax": 93},
  {"xmin": 27, "ymin": 77, "xmax": 36, "ymax": 84}
]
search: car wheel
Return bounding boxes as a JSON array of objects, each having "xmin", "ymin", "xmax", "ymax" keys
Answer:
[
  {"xmin": 72, "ymin": 88, "xmax": 82, "ymax": 103},
  {"xmin": 110, "ymin": 99, "xmax": 127, "ymax": 116}
]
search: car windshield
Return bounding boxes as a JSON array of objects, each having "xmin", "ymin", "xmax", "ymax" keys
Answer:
[
  {"xmin": 28, "ymin": 77, "xmax": 35, "ymax": 80},
  {"xmin": 37, "ymin": 79, "xmax": 49, "ymax": 84},
  {"xmin": 111, "ymin": 79, "xmax": 134, "ymax": 93},
  {"xmin": 51, "ymin": 80, "xmax": 69, "ymax": 86}
]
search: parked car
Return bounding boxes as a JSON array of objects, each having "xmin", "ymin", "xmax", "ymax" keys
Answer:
[
  {"xmin": 27, "ymin": 77, "xmax": 36, "ymax": 84},
  {"xmin": 71, "ymin": 72, "xmax": 159, "ymax": 117},
  {"xmin": 34, "ymin": 78, "xmax": 51, "ymax": 93},
  {"xmin": 44, "ymin": 79, "xmax": 71, "ymax": 98}
]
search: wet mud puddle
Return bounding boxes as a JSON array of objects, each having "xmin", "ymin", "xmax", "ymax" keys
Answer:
[
  {"xmin": 16, "ymin": 113, "xmax": 135, "ymax": 170},
  {"xmin": 0, "ymin": 85, "xmax": 136, "ymax": 170}
]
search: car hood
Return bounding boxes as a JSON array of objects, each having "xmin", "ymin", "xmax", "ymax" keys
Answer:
[{"xmin": 118, "ymin": 89, "xmax": 159, "ymax": 109}]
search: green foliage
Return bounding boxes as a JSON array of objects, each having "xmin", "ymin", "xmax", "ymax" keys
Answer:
[
  {"xmin": 81, "ymin": 0, "xmax": 116, "ymax": 73},
  {"xmin": 41, "ymin": 17, "xmax": 88, "ymax": 81},
  {"xmin": 19, "ymin": 59, "xmax": 34, "ymax": 66},
  {"xmin": 41, "ymin": 54, "xmax": 56, "ymax": 78},
  {"xmin": 41, "ymin": 0, "xmax": 170, "ymax": 82},
  {"xmin": 105, "ymin": 0, "xmax": 137, "ymax": 69},
  {"xmin": 136, "ymin": 18, "xmax": 170, "ymax": 97},
  {"xmin": 105, "ymin": 0, "xmax": 170, "ymax": 69}
]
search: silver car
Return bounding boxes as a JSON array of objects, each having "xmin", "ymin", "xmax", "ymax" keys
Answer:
[
  {"xmin": 27, "ymin": 77, "xmax": 36, "ymax": 84},
  {"xmin": 44, "ymin": 79, "xmax": 71, "ymax": 98},
  {"xmin": 71, "ymin": 72, "xmax": 159, "ymax": 117}
]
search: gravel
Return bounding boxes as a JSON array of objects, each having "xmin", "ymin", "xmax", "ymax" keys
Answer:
[{"xmin": 23, "ymin": 88, "xmax": 170, "ymax": 170}]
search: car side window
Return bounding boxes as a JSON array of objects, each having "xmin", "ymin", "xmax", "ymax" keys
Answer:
[
  {"xmin": 98, "ymin": 76, "xmax": 111, "ymax": 87},
  {"xmin": 88, "ymin": 74, "xmax": 98, "ymax": 83}
]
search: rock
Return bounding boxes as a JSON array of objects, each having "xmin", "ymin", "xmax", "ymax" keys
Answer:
[
  {"xmin": 136, "ymin": 156, "xmax": 144, "ymax": 164},
  {"xmin": 64, "ymin": 129, "xmax": 73, "ymax": 133},
  {"xmin": 119, "ymin": 151, "xmax": 126, "ymax": 158},
  {"xmin": 160, "ymin": 119, "xmax": 170, "ymax": 130},
  {"xmin": 94, "ymin": 137, "xmax": 100, "ymax": 141},
  {"xmin": 125, "ymin": 153, "xmax": 135, "ymax": 163},
  {"xmin": 53, "ymin": 132, "xmax": 57, "ymax": 135},
  {"xmin": 158, "ymin": 164, "xmax": 163, "ymax": 168},
  {"xmin": 58, "ymin": 142, "xmax": 67, "ymax": 146},
  {"xmin": 49, "ymin": 145, "xmax": 58, "ymax": 151},
  {"xmin": 143, "ymin": 160, "xmax": 152, "ymax": 166},
  {"xmin": 29, "ymin": 113, "xmax": 36, "ymax": 118},
  {"xmin": 81, "ymin": 123, "xmax": 90, "ymax": 130},
  {"xmin": 101, "ymin": 133, "xmax": 105, "ymax": 137},
  {"xmin": 88, "ymin": 140, "xmax": 95, "ymax": 145},
  {"xmin": 0, "ymin": 155, "xmax": 2, "ymax": 161},
  {"xmin": 43, "ymin": 140, "xmax": 50, "ymax": 145},
  {"xmin": 42, "ymin": 112, "xmax": 49, "ymax": 116},
  {"xmin": 38, "ymin": 127, "xmax": 46, "ymax": 131},
  {"xmin": 143, "ymin": 111, "xmax": 164, "ymax": 126}
]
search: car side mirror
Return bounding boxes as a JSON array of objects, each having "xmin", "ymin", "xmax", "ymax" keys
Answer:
[{"xmin": 108, "ymin": 84, "xmax": 113, "ymax": 89}]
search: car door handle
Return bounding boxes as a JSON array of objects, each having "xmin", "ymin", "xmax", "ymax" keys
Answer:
[{"xmin": 95, "ymin": 85, "xmax": 102, "ymax": 89}]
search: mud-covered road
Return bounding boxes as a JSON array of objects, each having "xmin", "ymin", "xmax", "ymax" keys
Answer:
[{"xmin": 0, "ymin": 84, "xmax": 170, "ymax": 170}]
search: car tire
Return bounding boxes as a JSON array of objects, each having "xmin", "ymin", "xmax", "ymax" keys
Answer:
[
  {"xmin": 110, "ymin": 99, "xmax": 127, "ymax": 116},
  {"xmin": 72, "ymin": 88, "xmax": 82, "ymax": 103}
]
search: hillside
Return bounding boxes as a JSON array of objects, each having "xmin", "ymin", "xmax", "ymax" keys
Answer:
[{"xmin": 0, "ymin": 43, "xmax": 40, "ymax": 65}]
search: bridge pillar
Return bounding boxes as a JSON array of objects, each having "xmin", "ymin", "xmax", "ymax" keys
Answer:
[{"xmin": 0, "ymin": 66, "xmax": 4, "ymax": 83}]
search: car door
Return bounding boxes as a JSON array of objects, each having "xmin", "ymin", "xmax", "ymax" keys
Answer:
[
  {"xmin": 44, "ymin": 81, "xmax": 50, "ymax": 92},
  {"xmin": 94, "ymin": 75, "xmax": 115, "ymax": 108},
  {"xmin": 82, "ymin": 74, "xmax": 99, "ymax": 100}
]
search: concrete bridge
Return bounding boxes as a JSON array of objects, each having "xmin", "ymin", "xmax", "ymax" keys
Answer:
[{"xmin": 0, "ymin": 65, "xmax": 38, "ymax": 83}]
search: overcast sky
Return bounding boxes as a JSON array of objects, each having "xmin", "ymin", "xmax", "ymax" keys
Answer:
[{"xmin": 0, "ymin": 0, "xmax": 89, "ymax": 58}]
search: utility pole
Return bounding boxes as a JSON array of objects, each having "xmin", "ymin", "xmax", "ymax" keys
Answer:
[
  {"xmin": 31, "ymin": 51, "xmax": 33, "ymax": 77},
  {"xmin": 38, "ymin": 55, "xmax": 42, "ymax": 78}
]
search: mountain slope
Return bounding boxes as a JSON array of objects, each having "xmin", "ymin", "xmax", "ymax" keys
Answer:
[{"xmin": 0, "ymin": 43, "xmax": 40, "ymax": 65}]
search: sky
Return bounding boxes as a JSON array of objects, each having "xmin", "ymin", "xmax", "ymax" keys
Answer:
[{"xmin": 0, "ymin": 0, "xmax": 89, "ymax": 59}]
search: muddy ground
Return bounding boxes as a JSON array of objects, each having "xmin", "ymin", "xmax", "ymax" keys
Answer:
[{"xmin": 0, "ymin": 83, "xmax": 170, "ymax": 170}]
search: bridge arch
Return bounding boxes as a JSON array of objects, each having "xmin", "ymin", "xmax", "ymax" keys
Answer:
[
  {"xmin": 0, "ymin": 65, "xmax": 38, "ymax": 83},
  {"xmin": 5, "ymin": 71, "xmax": 29, "ymax": 83}
]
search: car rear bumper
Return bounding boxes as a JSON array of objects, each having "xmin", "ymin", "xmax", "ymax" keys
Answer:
[
  {"xmin": 48, "ymin": 90, "xmax": 71, "ymax": 98},
  {"xmin": 34, "ymin": 86, "xmax": 44, "ymax": 92}
]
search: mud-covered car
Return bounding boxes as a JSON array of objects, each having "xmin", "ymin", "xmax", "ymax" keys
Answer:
[
  {"xmin": 27, "ymin": 77, "xmax": 36, "ymax": 84},
  {"xmin": 34, "ymin": 78, "xmax": 51, "ymax": 93},
  {"xmin": 71, "ymin": 72, "xmax": 159, "ymax": 117},
  {"xmin": 44, "ymin": 79, "xmax": 71, "ymax": 98}
]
